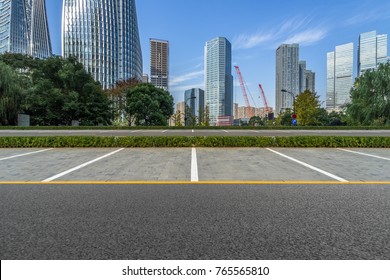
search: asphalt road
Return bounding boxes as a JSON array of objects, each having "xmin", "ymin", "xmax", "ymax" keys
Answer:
[
  {"xmin": 1, "ymin": 129, "xmax": 390, "ymax": 137},
  {"xmin": 0, "ymin": 183, "xmax": 389, "ymax": 260}
]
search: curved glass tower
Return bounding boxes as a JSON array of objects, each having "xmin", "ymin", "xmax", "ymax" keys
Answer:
[
  {"xmin": 62, "ymin": 0, "xmax": 143, "ymax": 89},
  {"xmin": 0, "ymin": 0, "xmax": 52, "ymax": 58}
]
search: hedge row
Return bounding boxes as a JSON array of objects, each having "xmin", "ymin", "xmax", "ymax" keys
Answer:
[
  {"xmin": 0, "ymin": 136, "xmax": 389, "ymax": 148},
  {"xmin": 1, "ymin": 126, "xmax": 390, "ymax": 130}
]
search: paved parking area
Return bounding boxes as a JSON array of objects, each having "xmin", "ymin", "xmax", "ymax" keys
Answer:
[{"xmin": 0, "ymin": 148, "xmax": 389, "ymax": 182}]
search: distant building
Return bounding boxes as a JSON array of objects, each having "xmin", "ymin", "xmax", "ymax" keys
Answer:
[
  {"xmin": 150, "ymin": 38, "xmax": 169, "ymax": 91},
  {"xmin": 358, "ymin": 31, "xmax": 388, "ymax": 76},
  {"xmin": 0, "ymin": 0, "xmax": 52, "ymax": 58},
  {"xmin": 175, "ymin": 101, "xmax": 185, "ymax": 126},
  {"xmin": 327, "ymin": 43, "xmax": 354, "ymax": 110},
  {"xmin": 275, "ymin": 44, "xmax": 299, "ymax": 115},
  {"xmin": 204, "ymin": 37, "xmax": 233, "ymax": 126},
  {"xmin": 62, "ymin": 0, "xmax": 143, "ymax": 89},
  {"xmin": 305, "ymin": 70, "xmax": 316, "ymax": 93},
  {"xmin": 299, "ymin": 61, "xmax": 307, "ymax": 94},
  {"xmin": 184, "ymin": 88, "xmax": 204, "ymax": 126},
  {"xmin": 235, "ymin": 106, "xmax": 271, "ymax": 119},
  {"xmin": 142, "ymin": 74, "xmax": 149, "ymax": 83}
]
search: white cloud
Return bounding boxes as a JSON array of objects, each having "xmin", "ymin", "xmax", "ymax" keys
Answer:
[
  {"xmin": 171, "ymin": 83, "xmax": 204, "ymax": 93},
  {"xmin": 170, "ymin": 70, "xmax": 203, "ymax": 86},
  {"xmin": 344, "ymin": 8, "xmax": 390, "ymax": 26},
  {"xmin": 233, "ymin": 15, "xmax": 328, "ymax": 50},
  {"xmin": 233, "ymin": 33, "xmax": 275, "ymax": 50},
  {"xmin": 284, "ymin": 28, "xmax": 328, "ymax": 46}
]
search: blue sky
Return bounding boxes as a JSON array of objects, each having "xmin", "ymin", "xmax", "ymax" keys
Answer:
[{"xmin": 47, "ymin": 0, "xmax": 390, "ymax": 109}]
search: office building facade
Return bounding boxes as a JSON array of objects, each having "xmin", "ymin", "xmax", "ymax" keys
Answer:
[
  {"xmin": 305, "ymin": 70, "xmax": 315, "ymax": 93},
  {"xmin": 327, "ymin": 43, "xmax": 354, "ymax": 110},
  {"xmin": 275, "ymin": 44, "xmax": 299, "ymax": 115},
  {"xmin": 150, "ymin": 39, "xmax": 169, "ymax": 91},
  {"xmin": 184, "ymin": 88, "xmax": 204, "ymax": 126},
  {"xmin": 204, "ymin": 37, "xmax": 233, "ymax": 126},
  {"xmin": 0, "ymin": 0, "xmax": 51, "ymax": 58},
  {"xmin": 62, "ymin": 0, "xmax": 143, "ymax": 89},
  {"xmin": 358, "ymin": 31, "xmax": 388, "ymax": 76}
]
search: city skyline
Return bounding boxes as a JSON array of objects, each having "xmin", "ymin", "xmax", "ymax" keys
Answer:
[{"xmin": 45, "ymin": 1, "xmax": 390, "ymax": 109}]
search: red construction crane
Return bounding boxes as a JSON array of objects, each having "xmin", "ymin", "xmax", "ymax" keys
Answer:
[
  {"xmin": 259, "ymin": 84, "xmax": 271, "ymax": 113},
  {"xmin": 234, "ymin": 66, "xmax": 254, "ymax": 118}
]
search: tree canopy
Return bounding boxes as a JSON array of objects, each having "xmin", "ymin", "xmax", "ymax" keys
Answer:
[
  {"xmin": 295, "ymin": 90, "xmax": 321, "ymax": 126},
  {"xmin": 126, "ymin": 83, "xmax": 174, "ymax": 126},
  {"xmin": 347, "ymin": 62, "xmax": 390, "ymax": 126},
  {"xmin": 0, "ymin": 62, "xmax": 23, "ymax": 125},
  {"xmin": 0, "ymin": 54, "xmax": 112, "ymax": 126}
]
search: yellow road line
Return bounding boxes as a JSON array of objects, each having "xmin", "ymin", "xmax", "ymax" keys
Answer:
[{"xmin": 0, "ymin": 181, "xmax": 389, "ymax": 185}]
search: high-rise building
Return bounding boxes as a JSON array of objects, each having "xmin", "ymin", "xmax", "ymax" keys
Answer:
[
  {"xmin": 184, "ymin": 88, "xmax": 204, "ymax": 126},
  {"xmin": 298, "ymin": 61, "xmax": 316, "ymax": 94},
  {"xmin": 0, "ymin": 0, "xmax": 51, "ymax": 58},
  {"xmin": 62, "ymin": 0, "xmax": 143, "ymax": 89},
  {"xmin": 204, "ymin": 37, "xmax": 233, "ymax": 126},
  {"xmin": 275, "ymin": 44, "xmax": 299, "ymax": 115},
  {"xmin": 327, "ymin": 43, "xmax": 354, "ymax": 110},
  {"xmin": 299, "ymin": 61, "xmax": 307, "ymax": 94},
  {"xmin": 305, "ymin": 70, "xmax": 315, "ymax": 93},
  {"xmin": 358, "ymin": 31, "xmax": 388, "ymax": 76},
  {"xmin": 150, "ymin": 39, "xmax": 169, "ymax": 91}
]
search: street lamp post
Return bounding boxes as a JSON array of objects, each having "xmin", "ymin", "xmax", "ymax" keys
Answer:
[
  {"xmin": 281, "ymin": 89, "xmax": 296, "ymax": 113},
  {"xmin": 281, "ymin": 89, "xmax": 298, "ymax": 126}
]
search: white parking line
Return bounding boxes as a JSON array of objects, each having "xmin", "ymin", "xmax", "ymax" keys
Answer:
[
  {"xmin": 266, "ymin": 148, "xmax": 349, "ymax": 182},
  {"xmin": 223, "ymin": 130, "xmax": 229, "ymax": 133},
  {"xmin": 338, "ymin": 148, "xmax": 390, "ymax": 161},
  {"xmin": 0, "ymin": 149, "xmax": 53, "ymax": 161},
  {"xmin": 42, "ymin": 148, "xmax": 125, "ymax": 182},
  {"xmin": 192, "ymin": 129, "xmax": 194, "ymax": 133},
  {"xmin": 162, "ymin": 130, "xmax": 168, "ymax": 133},
  {"xmin": 191, "ymin": 148, "xmax": 199, "ymax": 182}
]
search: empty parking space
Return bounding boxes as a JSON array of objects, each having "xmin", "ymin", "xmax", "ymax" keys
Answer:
[
  {"xmin": 57, "ymin": 149, "xmax": 191, "ymax": 181},
  {"xmin": 197, "ymin": 148, "xmax": 333, "ymax": 181},
  {"xmin": 0, "ymin": 148, "xmax": 389, "ymax": 182},
  {"xmin": 0, "ymin": 148, "xmax": 119, "ymax": 181},
  {"xmin": 270, "ymin": 148, "xmax": 390, "ymax": 182}
]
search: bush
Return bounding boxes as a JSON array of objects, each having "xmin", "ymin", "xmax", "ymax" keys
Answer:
[{"xmin": 0, "ymin": 136, "xmax": 389, "ymax": 148}]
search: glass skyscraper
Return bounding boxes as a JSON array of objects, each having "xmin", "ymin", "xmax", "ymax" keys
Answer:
[
  {"xmin": 358, "ymin": 31, "xmax": 388, "ymax": 76},
  {"xmin": 0, "ymin": 0, "xmax": 52, "ymax": 58},
  {"xmin": 275, "ymin": 44, "xmax": 299, "ymax": 115},
  {"xmin": 327, "ymin": 43, "xmax": 354, "ymax": 110},
  {"xmin": 184, "ymin": 88, "xmax": 204, "ymax": 126},
  {"xmin": 204, "ymin": 37, "xmax": 233, "ymax": 126},
  {"xmin": 62, "ymin": 0, "xmax": 143, "ymax": 89}
]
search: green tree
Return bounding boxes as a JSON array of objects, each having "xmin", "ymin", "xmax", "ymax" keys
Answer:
[
  {"xmin": 173, "ymin": 110, "xmax": 183, "ymax": 126},
  {"xmin": 126, "ymin": 83, "xmax": 174, "ymax": 126},
  {"xmin": 295, "ymin": 90, "xmax": 321, "ymax": 126},
  {"xmin": 249, "ymin": 116, "xmax": 264, "ymax": 126},
  {"xmin": 201, "ymin": 104, "xmax": 210, "ymax": 126},
  {"xmin": 275, "ymin": 109, "xmax": 293, "ymax": 126},
  {"xmin": 0, "ymin": 62, "xmax": 23, "ymax": 125},
  {"xmin": 347, "ymin": 63, "xmax": 390, "ymax": 126},
  {"xmin": 26, "ymin": 56, "xmax": 112, "ymax": 126},
  {"xmin": 108, "ymin": 78, "xmax": 140, "ymax": 125}
]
